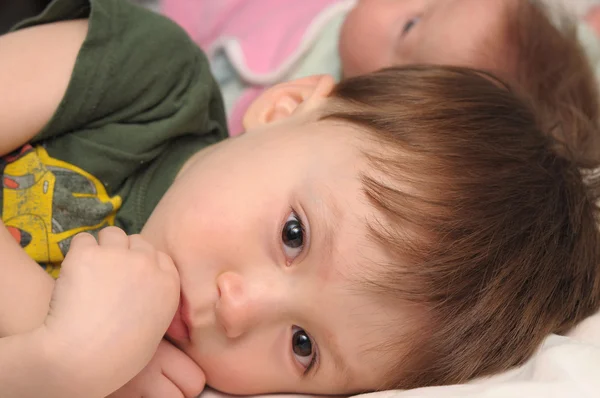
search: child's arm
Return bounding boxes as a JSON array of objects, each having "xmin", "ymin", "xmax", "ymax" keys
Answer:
[
  {"xmin": 0, "ymin": 20, "xmax": 87, "ymax": 337},
  {"xmin": 0, "ymin": 329, "xmax": 64, "ymax": 397},
  {"xmin": 0, "ymin": 219, "xmax": 53, "ymax": 337},
  {"xmin": 0, "ymin": 228, "xmax": 181, "ymax": 398},
  {"xmin": 0, "ymin": 19, "xmax": 87, "ymax": 156}
]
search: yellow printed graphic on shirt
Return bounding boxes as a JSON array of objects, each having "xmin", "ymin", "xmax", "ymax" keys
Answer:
[{"xmin": 1, "ymin": 145, "xmax": 122, "ymax": 278}]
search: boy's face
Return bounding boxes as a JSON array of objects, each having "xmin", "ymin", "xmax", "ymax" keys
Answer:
[
  {"xmin": 340, "ymin": 0, "xmax": 509, "ymax": 77},
  {"xmin": 141, "ymin": 88, "xmax": 407, "ymax": 394}
]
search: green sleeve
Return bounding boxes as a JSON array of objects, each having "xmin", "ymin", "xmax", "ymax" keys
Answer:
[{"xmin": 12, "ymin": 0, "xmax": 228, "ymax": 233}]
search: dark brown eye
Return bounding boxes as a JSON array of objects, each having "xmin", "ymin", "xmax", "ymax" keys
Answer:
[
  {"xmin": 281, "ymin": 213, "xmax": 305, "ymax": 261},
  {"xmin": 292, "ymin": 329, "xmax": 313, "ymax": 357},
  {"xmin": 291, "ymin": 326, "xmax": 315, "ymax": 369},
  {"xmin": 282, "ymin": 219, "xmax": 303, "ymax": 249}
]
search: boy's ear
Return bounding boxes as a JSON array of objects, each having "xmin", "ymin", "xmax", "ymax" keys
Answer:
[{"xmin": 243, "ymin": 75, "xmax": 335, "ymax": 130}]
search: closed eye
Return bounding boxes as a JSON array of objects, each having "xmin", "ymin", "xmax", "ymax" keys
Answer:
[{"xmin": 402, "ymin": 16, "xmax": 420, "ymax": 36}]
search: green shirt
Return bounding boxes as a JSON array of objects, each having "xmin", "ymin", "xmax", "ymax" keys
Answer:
[{"xmin": 1, "ymin": 0, "xmax": 227, "ymax": 275}]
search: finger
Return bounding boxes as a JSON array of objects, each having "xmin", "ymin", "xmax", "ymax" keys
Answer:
[
  {"xmin": 157, "ymin": 341, "xmax": 206, "ymax": 398},
  {"xmin": 69, "ymin": 232, "xmax": 98, "ymax": 249},
  {"xmin": 157, "ymin": 251, "xmax": 179, "ymax": 275},
  {"xmin": 60, "ymin": 233, "xmax": 98, "ymax": 273},
  {"xmin": 97, "ymin": 226, "xmax": 129, "ymax": 248},
  {"xmin": 143, "ymin": 374, "xmax": 185, "ymax": 398}
]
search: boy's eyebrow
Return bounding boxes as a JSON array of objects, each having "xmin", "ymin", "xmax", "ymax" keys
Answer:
[
  {"xmin": 310, "ymin": 189, "xmax": 356, "ymax": 386},
  {"xmin": 314, "ymin": 189, "xmax": 342, "ymax": 262}
]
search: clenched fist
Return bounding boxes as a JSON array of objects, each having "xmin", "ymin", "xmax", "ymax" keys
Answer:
[{"xmin": 41, "ymin": 227, "xmax": 181, "ymax": 397}]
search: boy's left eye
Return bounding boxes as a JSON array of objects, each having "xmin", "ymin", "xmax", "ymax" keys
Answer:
[
  {"xmin": 291, "ymin": 326, "xmax": 316, "ymax": 371},
  {"xmin": 281, "ymin": 212, "xmax": 305, "ymax": 261}
]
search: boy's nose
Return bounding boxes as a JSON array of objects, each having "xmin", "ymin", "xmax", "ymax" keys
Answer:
[{"xmin": 215, "ymin": 271, "xmax": 281, "ymax": 338}]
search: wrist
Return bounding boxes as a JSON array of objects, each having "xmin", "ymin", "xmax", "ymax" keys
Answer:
[
  {"xmin": 34, "ymin": 323, "xmax": 132, "ymax": 398},
  {"xmin": 0, "ymin": 329, "xmax": 76, "ymax": 398},
  {"xmin": 31, "ymin": 327, "xmax": 84, "ymax": 397},
  {"xmin": 31, "ymin": 325, "xmax": 100, "ymax": 397}
]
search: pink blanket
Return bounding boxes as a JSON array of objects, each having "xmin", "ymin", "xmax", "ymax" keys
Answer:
[{"xmin": 162, "ymin": 0, "xmax": 351, "ymax": 134}]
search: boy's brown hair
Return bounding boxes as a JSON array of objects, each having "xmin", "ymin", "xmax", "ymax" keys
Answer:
[
  {"xmin": 498, "ymin": 0, "xmax": 600, "ymax": 167},
  {"xmin": 320, "ymin": 1, "xmax": 600, "ymax": 389}
]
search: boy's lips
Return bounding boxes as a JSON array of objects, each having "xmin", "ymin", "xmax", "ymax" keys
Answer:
[{"xmin": 166, "ymin": 294, "xmax": 191, "ymax": 341}]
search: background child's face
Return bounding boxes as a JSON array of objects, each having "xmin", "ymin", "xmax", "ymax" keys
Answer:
[
  {"xmin": 340, "ymin": 0, "xmax": 509, "ymax": 77},
  {"xmin": 140, "ymin": 115, "xmax": 409, "ymax": 394}
]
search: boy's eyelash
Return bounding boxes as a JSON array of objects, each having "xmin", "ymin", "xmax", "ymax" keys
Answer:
[
  {"xmin": 302, "ymin": 344, "xmax": 319, "ymax": 378},
  {"xmin": 291, "ymin": 207, "xmax": 305, "ymax": 231}
]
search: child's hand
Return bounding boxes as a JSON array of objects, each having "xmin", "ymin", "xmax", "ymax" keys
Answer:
[
  {"xmin": 108, "ymin": 339, "xmax": 206, "ymax": 398},
  {"xmin": 41, "ymin": 227, "xmax": 181, "ymax": 397}
]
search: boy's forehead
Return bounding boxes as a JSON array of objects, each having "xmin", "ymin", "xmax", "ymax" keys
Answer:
[
  {"xmin": 449, "ymin": 0, "xmax": 511, "ymax": 44},
  {"xmin": 409, "ymin": 0, "xmax": 511, "ymax": 66},
  {"xmin": 274, "ymin": 117, "xmax": 370, "ymax": 157},
  {"xmin": 445, "ymin": 0, "xmax": 510, "ymax": 19}
]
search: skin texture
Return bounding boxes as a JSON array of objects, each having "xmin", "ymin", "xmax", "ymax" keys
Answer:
[
  {"xmin": 139, "ymin": 76, "xmax": 408, "ymax": 395},
  {"xmin": 339, "ymin": 0, "xmax": 509, "ymax": 77},
  {"xmin": 586, "ymin": 5, "xmax": 600, "ymax": 37}
]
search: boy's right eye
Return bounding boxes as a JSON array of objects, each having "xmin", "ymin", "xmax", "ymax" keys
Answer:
[
  {"xmin": 281, "ymin": 211, "xmax": 305, "ymax": 263},
  {"xmin": 402, "ymin": 16, "xmax": 420, "ymax": 35}
]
